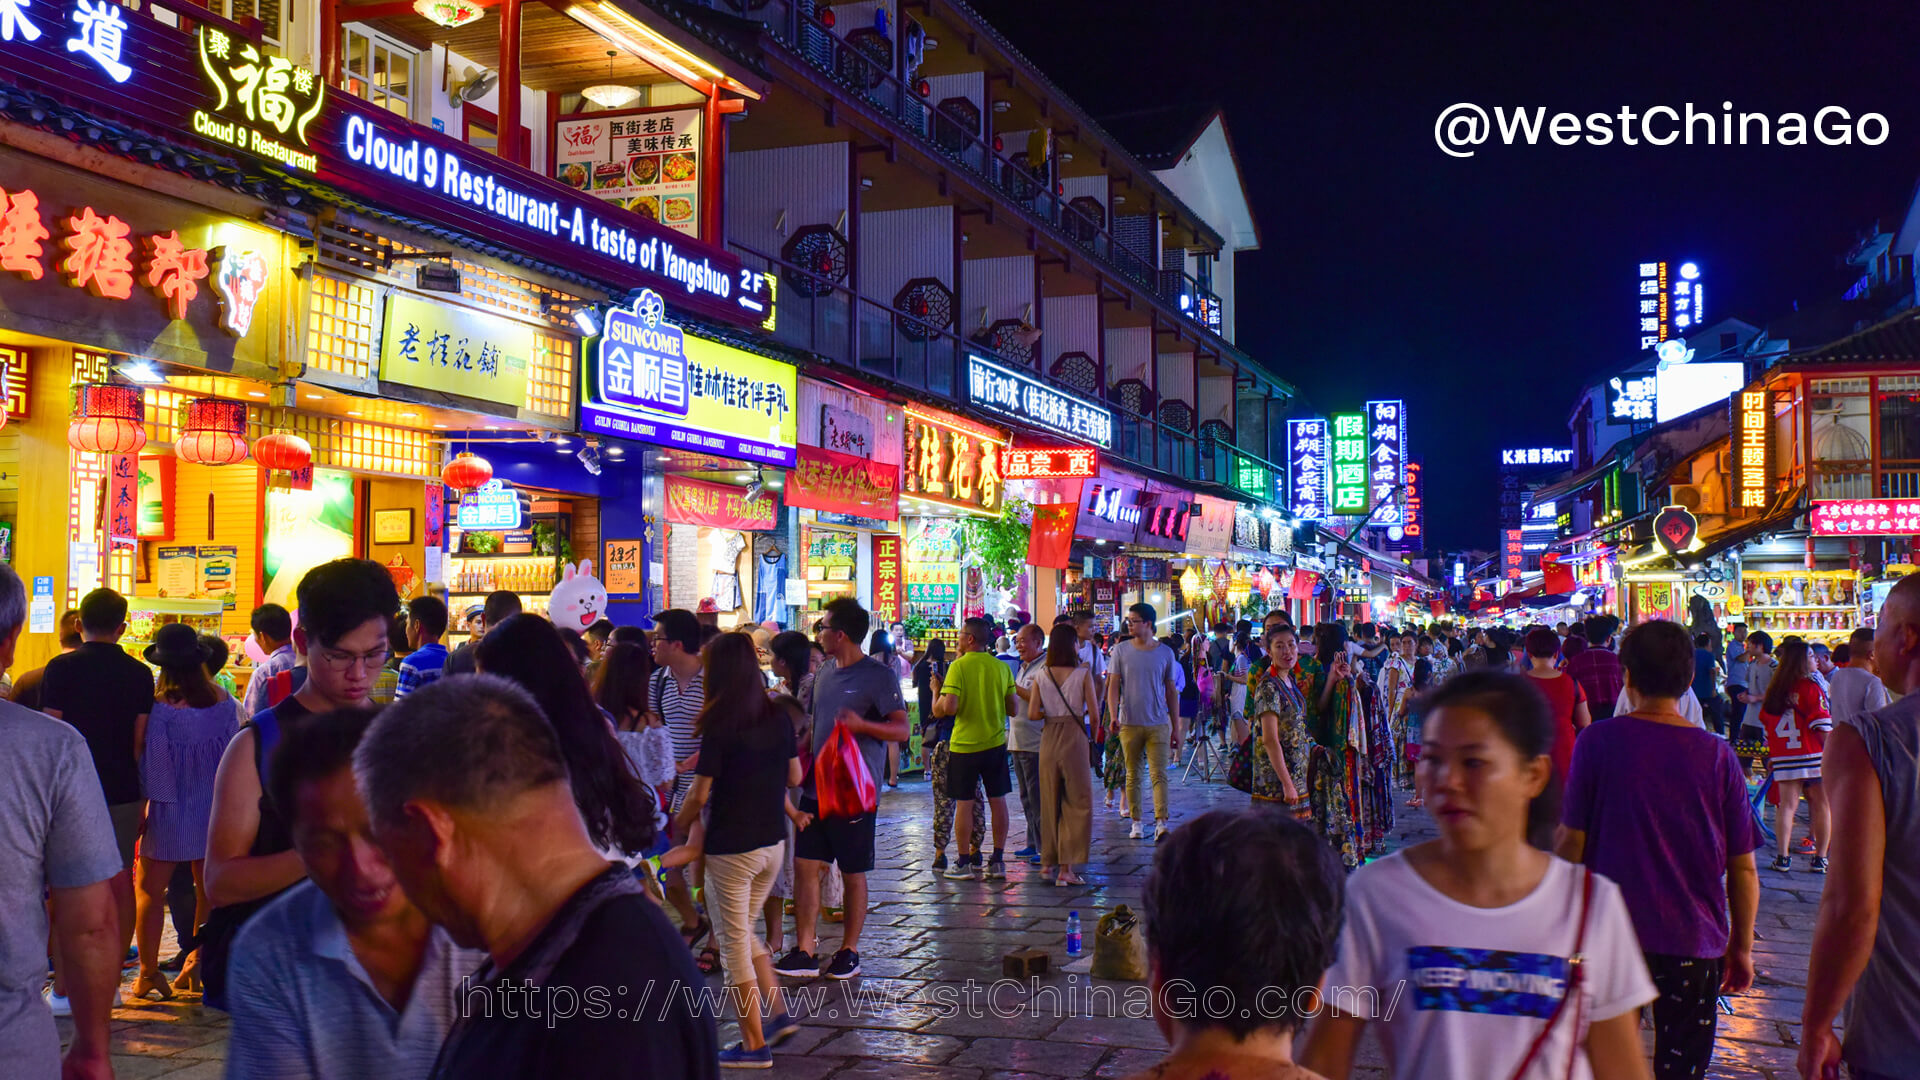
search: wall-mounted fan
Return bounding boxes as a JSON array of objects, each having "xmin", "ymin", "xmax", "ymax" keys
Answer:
[{"xmin": 448, "ymin": 64, "xmax": 498, "ymax": 107}]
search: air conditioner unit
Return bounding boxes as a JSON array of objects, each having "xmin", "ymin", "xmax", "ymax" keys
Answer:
[{"xmin": 1670, "ymin": 484, "xmax": 1705, "ymax": 510}]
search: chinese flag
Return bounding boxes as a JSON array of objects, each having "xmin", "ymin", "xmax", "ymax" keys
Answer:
[
  {"xmin": 1430, "ymin": 599, "xmax": 1448, "ymax": 618},
  {"xmin": 1542, "ymin": 554, "xmax": 1576, "ymax": 595},
  {"xmin": 1028, "ymin": 501, "xmax": 1077, "ymax": 569}
]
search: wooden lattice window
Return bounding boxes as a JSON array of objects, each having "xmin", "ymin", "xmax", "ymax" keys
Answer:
[
  {"xmin": 140, "ymin": 388, "xmax": 190, "ymax": 446},
  {"xmin": 781, "ymin": 225, "xmax": 849, "ymax": 299},
  {"xmin": 838, "ymin": 27, "xmax": 892, "ymax": 90},
  {"xmin": 933, "ymin": 96, "xmax": 980, "ymax": 154},
  {"xmin": 1198, "ymin": 419, "xmax": 1234, "ymax": 455},
  {"xmin": 526, "ymin": 333, "xmax": 576, "ymax": 420},
  {"xmin": 1050, "ymin": 352, "xmax": 1100, "ymax": 397},
  {"xmin": 976, "ymin": 318, "xmax": 1038, "ymax": 367},
  {"xmin": 893, "ymin": 277, "xmax": 953, "ymax": 342},
  {"xmin": 308, "ymin": 273, "xmax": 378, "ymax": 378},
  {"xmin": 255, "ymin": 408, "xmax": 437, "ymax": 479},
  {"xmin": 1111, "ymin": 377, "xmax": 1155, "ymax": 418},
  {"xmin": 1065, "ymin": 196, "xmax": 1104, "ymax": 243},
  {"xmin": 1158, "ymin": 398, "xmax": 1195, "ymax": 433}
]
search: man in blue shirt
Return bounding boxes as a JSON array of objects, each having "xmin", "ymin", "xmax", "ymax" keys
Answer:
[
  {"xmin": 395, "ymin": 596, "xmax": 449, "ymax": 698},
  {"xmin": 241, "ymin": 603, "xmax": 297, "ymax": 718}
]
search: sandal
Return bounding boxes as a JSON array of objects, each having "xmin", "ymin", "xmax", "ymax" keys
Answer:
[
  {"xmin": 1056, "ymin": 871, "xmax": 1085, "ymax": 887},
  {"xmin": 695, "ymin": 944, "xmax": 722, "ymax": 975},
  {"xmin": 129, "ymin": 971, "xmax": 173, "ymax": 1001},
  {"xmin": 680, "ymin": 916, "xmax": 712, "ymax": 950}
]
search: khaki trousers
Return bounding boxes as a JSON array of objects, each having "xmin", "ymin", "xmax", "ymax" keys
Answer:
[
  {"xmin": 704, "ymin": 842, "xmax": 783, "ymax": 985},
  {"xmin": 1037, "ymin": 719, "xmax": 1093, "ymax": 866},
  {"xmin": 1121, "ymin": 724, "xmax": 1171, "ymax": 824}
]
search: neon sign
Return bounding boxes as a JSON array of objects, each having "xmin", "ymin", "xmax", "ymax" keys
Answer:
[
  {"xmin": 966, "ymin": 354, "xmax": 1112, "ymax": 447},
  {"xmin": 1366, "ymin": 400, "xmax": 1405, "ymax": 528},
  {"xmin": 1500, "ymin": 448, "xmax": 1573, "ymax": 466},
  {"xmin": 1287, "ymin": 418, "xmax": 1327, "ymax": 521},
  {"xmin": 194, "ymin": 26, "xmax": 325, "ymax": 173},
  {"xmin": 1732, "ymin": 389, "xmax": 1770, "ymax": 509},
  {"xmin": 1001, "ymin": 447, "xmax": 1097, "ymax": 479},
  {"xmin": 1329, "ymin": 413, "xmax": 1368, "ymax": 514}
]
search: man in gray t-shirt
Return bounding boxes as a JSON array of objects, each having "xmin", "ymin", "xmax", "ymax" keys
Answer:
[
  {"xmin": 1106, "ymin": 603, "xmax": 1182, "ymax": 840},
  {"xmin": 0, "ymin": 562, "xmax": 124, "ymax": 1080}
]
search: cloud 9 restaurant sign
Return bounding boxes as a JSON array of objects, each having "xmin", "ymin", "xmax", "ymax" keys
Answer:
[
  {"xmin": 0, "ymin": 9, "xmax": 774, "ymax": 330},
  {"xmin": 965, "ymin": 355, "xmax": 1113, "ymax": 448},
  {"xmin": 582, "ymin": 291, "xmax": 797, "ymax": 465}
]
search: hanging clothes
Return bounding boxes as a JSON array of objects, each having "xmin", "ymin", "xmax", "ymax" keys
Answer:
[{"xmin": 753, "ymin": 534, "xmax": 788, "ymax": 624}]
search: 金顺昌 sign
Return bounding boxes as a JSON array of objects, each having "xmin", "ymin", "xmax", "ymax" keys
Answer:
[
  {"xmin": 1500, "ymin": 448, "xmax": 1574, "ymax": 467},
  {"xmin": 903, "ymin": 407, "xmax": 1007, "ymax": 516},
  {"xmin": 1288, "ymin": 418, "xmax": 1327, "ymax": 520},
  {"xmin": 381, "ymin": 294, "xmax": 535, "ymax": 408},
  {"xmin": 1732, "ymin": 389, "xmax": 1770, "ymax": 509},
  {"xmin": 455, "ymin": 480, "xmax": 527, "ymax": 531},
  {"xmin": 1809, "ymin": 499, "xmax": 1920, "ymax": 536},
  {"xmin": 1366, "ymin": 400, "xmax": 1405, "ymax": 528},
  {"xmin": 1329, "ymin": 413, "xmax": 1368, "ymax": 514},
  {"xmin": 584, "ymin": 290, "xmax": 797, "ymax": 465},
  {"xmin": 965, "ymin": 354, "xmax": 1112, "ymax": 448},
  {"xmin": 1001, "ymin": 447, "xmax": 1097, "ymax": 480}
]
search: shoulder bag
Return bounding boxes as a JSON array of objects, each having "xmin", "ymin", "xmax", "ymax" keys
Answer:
[{"xmin": 1506, "ymin": 866, "xmax": 1595, "ymax": 1080}]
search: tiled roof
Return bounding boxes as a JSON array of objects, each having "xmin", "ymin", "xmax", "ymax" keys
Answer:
[
  {"xmin": 1094, "ymin": 104, "xmax": 1219, "ymax": 170},
  {"xmin": 624, "ymin": 0, "xmax": 772, "ymax": 82},
  {"xmin": 1778, "ymin": 306, "xmax": 1920, "ymax": 367}
]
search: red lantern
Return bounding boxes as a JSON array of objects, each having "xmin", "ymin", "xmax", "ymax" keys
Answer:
[
  {"xmin": 441, "ymin": 451, "xmax": 493, "ymax": 492},
  {"xmin": 253, "ymin": 431, "xmax": 313, "ymax": 472},
  {"xmin": 175, "ymin": 399, "xmax": 250, "ymax": 466},
  {"xmin": 68, "ymin": 384, "xmax": 147, "ymax": 455}
]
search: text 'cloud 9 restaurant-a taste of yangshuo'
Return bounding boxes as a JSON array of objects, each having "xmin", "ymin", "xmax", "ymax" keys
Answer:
[{"xmin": 0, "ymin": 0, "xmax": 798, "ymax": 688}]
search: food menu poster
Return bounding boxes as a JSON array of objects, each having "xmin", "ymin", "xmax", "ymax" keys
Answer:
[{"xmin": 554, "ymin": 107, "xmax": 702, "ymax": 236}]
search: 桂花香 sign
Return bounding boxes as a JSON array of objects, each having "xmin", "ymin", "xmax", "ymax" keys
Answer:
[
  {"xmin": 965, "ymin": 354, "xmax": 1112, "ymax": 448},
  {"xmin": 1366, "ymin": 400, "xmax": 1405, "ymax": 528},
  {"xmin": 1329, "ymin": 413, "xmax": 1368, "ymax": 515},
  {"xmin": 1288, "ymin": 418, "xmax": 1327, "ymax": 520},
  {"xmin": 584, "ymin": 290, "xmax": 797, "ymax": 465},
  {"xmin": 902, "ymin": 407, "xmax": 1007, "ymax": 515},
  {"xmin": 380, "ymin": 294, "xmax": 535, "ymax": 407}
]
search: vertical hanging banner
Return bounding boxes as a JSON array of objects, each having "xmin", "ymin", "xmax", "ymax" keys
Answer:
[
  {"xmin": 872, "ymin": 534, "xmax": 903, "ymax": 622},
  {"xmin": 1401, "ymin": 461, "xmax": 1424, "ymax": 550},
  {"xmin": 107, "ymin": 454, "xmax": 138, "ymax": 552},
  {"xmin": 1329, "ymin": 413, "xmax": 1369, "ymax": 515},
  {"xmin": 1366, "ymin": 400, "xmax": 1405, "ymax": 530},
  {"xmin": 1287, "ymin": 418, "xmax": 1327, "ymax": 521}
]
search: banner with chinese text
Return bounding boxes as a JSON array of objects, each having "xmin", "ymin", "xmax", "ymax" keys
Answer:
[
  {"xmin": 784, "ymin": 444, "xmax": 899, "ymax": 520},
  {"xmin": 872, "ymin": 534, "xmax": 902, "ymax": 622},
  {"xmin": 663, "ymin": 475, "xmax": 777, "ymax": 530}
]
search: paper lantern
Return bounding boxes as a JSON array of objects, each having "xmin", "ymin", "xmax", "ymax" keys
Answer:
[
  {"xmin": 1259, "ymin": 568, "xmax": 1278, "ymax": 597},
  {"xmin": 1177, "ymin": 564, "xmax": 1201, "ymax": 598},
  {"xmin": 253, "ymin": 431, "xmax": 313, "ymax": 472},
  {"xmin": 68, "ymin": 384, "xmax": 147, "ymax": 454},
  {"xmin": 175, "ymin": 399, "xmax": 250, "ymax": 466},
  {"xmin": 413, "ymin": 0, "xmax": 484, "ymax": 28},
  {"xmin": 1227, "ymin": 568, "xmax": 1251, "ymax": 607},
  {"xmin": 441, "ymin": 451, "xmax": 493, "ymax": 492}
]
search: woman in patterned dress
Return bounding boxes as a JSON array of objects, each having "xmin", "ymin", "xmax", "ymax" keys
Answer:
[
  {"xmin": 1304, "ymin": 624, "xmax": 1359, "ymax": 870},
  {"xmin": 1250, "ymin": 625, "xmax": 1312, "ymax": 820},
  {"xmin": 1379, "ymin": 632, "xmax": 1416, "ymax": 789}
]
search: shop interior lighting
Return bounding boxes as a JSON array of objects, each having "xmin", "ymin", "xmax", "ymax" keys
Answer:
[
  {"xmin": 605, "ymin": 444, "xmax": 624, "ymax": 457},
  {"xmin": 564, "ymin": 3, "xmax": 759, "ymax": 98},
  {"xmin": 582, "ymin": 51, "xmax": 642, "ymax": 110},
  {"xmin": 118, "ymin": 360, "xmax": 166, "ymax": 384},
  {"xmin": 573, "ymin": 307, "xmax": 600, "ymax": 337}
]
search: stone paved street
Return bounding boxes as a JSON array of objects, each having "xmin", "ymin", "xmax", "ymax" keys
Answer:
[{"xmin": 69, "ymin": 760, "xmax": 1827, "ymax": 1079}]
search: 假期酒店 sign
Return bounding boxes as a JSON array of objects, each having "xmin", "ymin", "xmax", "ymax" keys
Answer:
[{"xmin": 0, "ymin": 6, "xmax": 775, "ymax": 330}]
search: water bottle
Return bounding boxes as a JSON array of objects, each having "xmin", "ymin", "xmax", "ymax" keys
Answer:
[{"xmin": 1065, "ymin": 911, "xmax": 1082, "ymax": 957}]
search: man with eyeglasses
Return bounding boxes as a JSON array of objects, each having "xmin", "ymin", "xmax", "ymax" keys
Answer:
[
  {"xmin": 201, "ymin": 558, "xmax": 399, "ymax": 1009},
  {"xmin": 1108, "ymin": 602, "xmax": 1182, "ymax": 841}
]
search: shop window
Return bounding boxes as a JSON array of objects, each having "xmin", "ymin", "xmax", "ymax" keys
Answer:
[
  {"xmin": 342, "ymin": 26, "xmax": 415, "ymax": 119},
  {"xmin": 1810, "ymin": 390, "xmax": 1871, "ymax": 462},
  {"xmin": 527, "ymin": 333, "xmax": 575, "ymax": 420},
  {"xmin": 1879, "ymin": 389, "xmax": 1920, "ymax": 462},
  {"xmin": 306, "ymin": 274, "xmax": 378, "ymax": 379}
]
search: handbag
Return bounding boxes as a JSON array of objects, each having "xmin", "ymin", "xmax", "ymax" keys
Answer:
[
  {"xmin": 1227, "ymin": 722, "xmax": 1255, "ymax": 793},
  {"xmin": 814, "ymin": 721, "xmax": 879, "ymax": 820},
  {"xmin": 1505, "ymin": 867, "xmax": 1595, "ymax": 1080}
]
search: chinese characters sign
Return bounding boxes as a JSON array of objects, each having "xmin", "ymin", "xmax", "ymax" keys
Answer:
[
  {"xmin": 193, "ymin": 26, "xmax": 326, "ymax": 174},
  {"xmin": 785, "ymin": 443, "xmax": 900, "ymax": 521},
  {"xmin": 107, "ymin": 453, "xmax": 137, "ymax": 551},
  {"xmin": 966, "ymin": 354, "xmax": 1113, "ymax": 448},
  {"xmin": 1185, "ymin": 494, "xmax": 1233, "ymax": 558},
  {"xmin": 1329, "ymin": 412, "xmax": 1368, "ymax": 515},
  {"xmin": 1366, "ymin": 400, "xmax": 1405, "ymax": 528},
  {"xmin": 871, "ymin": 534, "xmax": 902, "ymax": 622},
  {"xmin": 1504, "ymin": 528, "xmax": 1523, "ymax": 580},
  {"xmin": 454, "ymin": 480, "xmax": 527, "ymax": 531},
  {"xmin": 1499, "ymin": 448, "xmax": 1574, "ymax": 466},
  {"xmin": 1287, "ymin": 417, "xmax": 1327, "ymax": 520},
  {"xmin": 584, "ymin": 290, "xmax": 797, "ymax": 465},
  {"xmin": 1401, "ymin": 461, "xmax": 1423, "ymax": 545},
  {"xmin": 902, "ymin": 407, "xmax": 1007, "ymax": 516},
  {"xmin": 1731, "ymin": 389, "xmax": 1770, "ymax": 510},
  {"xmin": 662, "ymin": 475, "xmax": 777, "ymax": 530},
  {"xmin": 1001, "ymin": 446, "xmax": 1097, "ymax": 480},
  {"xmin": 602, "ymin": 538, "xmax": 642, "ymax": 595},
  {"xmin": 1608, "ymin": 373, "xmax": 1657, "ymax": 423},
  {"xmin": 380, "ymin": 293, "xmax": 534, "ymax": 408},
  {"xmin": 1811, "ymin": 499, "xmax": 1920, "ymax": 537},
  {"xmin": 553, "ymin": 108, "xmax": 702, "ymax": 237},
  {"xmin": 1635, "ymin": 260, "xmax": 1703, "ymax": 350}
]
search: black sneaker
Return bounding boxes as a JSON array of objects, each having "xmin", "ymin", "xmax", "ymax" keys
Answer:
[
  {"xmin": 931, "ymin": 853, "xmax": 948, "ymax": 872},
  {"xmin": 984, "ymin": 856, "xmax": 1006, "ymax": 879},
  {"xmin": 772, "ymin": 948, "xmax": 821, "ymax": 978},
  {"xmin": 1811, "ymin": 855, "xmax": 1829, "ymax": 874},
  {"xmin": 826, "ymin": 948, "xmax": 861, "ymax": 980},
  {"xmin": 1772, "ymin": 854, "xmax": 1792, "ymax": 873}
]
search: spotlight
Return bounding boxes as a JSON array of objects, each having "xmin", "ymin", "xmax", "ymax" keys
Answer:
[
  {"xmin": 577, "ymin": 444, "xmax": 603, "ymax": 475},
  {"xmin": 744, "ymin": 476, "xmax": 765, "ymax": 501},
  {"xmin": 573, "ymin": 307, "xmax": 600, "ymax": 337}
]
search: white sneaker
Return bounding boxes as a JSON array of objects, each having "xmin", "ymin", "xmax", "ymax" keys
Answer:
[
  {"xmin": 1154, "ymin": 822, "xmax": 1170, "ymax": 842},
  {"xmin": 44, "ymin": 988, "xmax": 70, "ymax": 1017},
  {"xmin": 1128, "ymin": 822, "xmax": 1143, "ymax": 840}
]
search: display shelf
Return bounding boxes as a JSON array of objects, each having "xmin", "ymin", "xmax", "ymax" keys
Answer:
[
  {"xmin": 444, "ymin": 553, "xmax": 557, "ymax": 562},
  {"xmin": 446, "ymin": 591, "xmax": 550, "ymax": 598},
  {"xmin": 129, "ymin": 596, "xmax": 227, "ymax": 615},
  {"xmin": 1742, "ymin": 604, "xmax": 1854, "ymax": 612}
]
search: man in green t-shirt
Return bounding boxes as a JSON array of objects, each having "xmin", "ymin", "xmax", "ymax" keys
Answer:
[{"xmin": 933, "ymin": 617, "xmax": 1017, "ymax": 880}]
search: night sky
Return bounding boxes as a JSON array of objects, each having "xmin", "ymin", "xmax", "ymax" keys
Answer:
[{"xmin": 965, "ymin": 0, "xmax": 1920, "ymax": 549}]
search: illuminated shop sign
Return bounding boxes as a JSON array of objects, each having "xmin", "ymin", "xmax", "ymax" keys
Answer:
[
  {"xmin": 1500, "ymin": 448, "xmax": 1574, "ymax": 466},
  {"xmin": 1636, "ymin": 260, "xmax": 1703, "ymax": 350},
  {"xmin": 1001, "ymin": 446, "xmax": 1098, "ymax": 480},
  {"xmin": 0, "ymin": 6, "xmax": 775, "ymax": 329},
  {"xmin": 1366, "ymin": 400, "xmax": 1405, "ymax": 528},
  {"xmin": 1504, "ymin": 528, "xmax": 1523, "ymax": 580},
  {"xmin": 1400, "ymin": 461, "xmax": 1423, "ymax": 546},
  {"xmin": 965, "ymin": 354, "xmax": 1112, "ymax": 447},
  {"xmin": 1607, "ymin": 373, "xmax": 1657, "ymax": 423},
  {"xmin": 1329, "ymin": 413, "xmax": 1368, "ymax": 514},
  {"xmin": 455, "ymin": 480, "xmax": 527, "ymax": 531},
  {"xmin": 1287, "ymin": 417, "xmax": 1327, "ymax": 521},
  {"xmin": 902, "ymin": 406, "xmax": 1006, "ymax": 515},
  {"xmin": 1811, "ymin": 499, "xmax": 1920, "ymax": 536},
  {"xmin": 582, "ymin": 290, "xmax": 796, "ymax": 465},
  {"xmin": 1730, "ymin": 389, "xmax": 1770, "ymax": 509}
]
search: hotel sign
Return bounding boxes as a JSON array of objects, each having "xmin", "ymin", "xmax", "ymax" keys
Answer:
[
  {"xmin": 1731, "ymin": 389, "xmax": 1771, "ymax": 510},
  {"xmin": 965, "ymin": 354, "xmax": 1112, "ymax": 448},
  {"xmin": 1329, "ymin": 413, "xmax": 1368, "ymax": 514}
]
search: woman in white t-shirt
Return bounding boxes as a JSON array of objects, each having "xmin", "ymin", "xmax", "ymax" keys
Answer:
[{"xmin": 1301, "ymin": 671, "xmax": 1657, "ymax": 1080}]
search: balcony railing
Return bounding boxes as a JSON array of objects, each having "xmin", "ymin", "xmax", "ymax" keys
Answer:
[
  {"xmin": 729, "ymin": 235, "xmax": 1235, "ymax": 484},
  {"xmin": 718, "ymin": 0, "xmax": 1233, "ymax": 343}
]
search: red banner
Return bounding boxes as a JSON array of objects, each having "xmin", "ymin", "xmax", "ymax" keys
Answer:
[
  {"xmin": 663, "ymin": 475, "xmax": 778, "ymax": 530},
  {"xmin": 784, "ymin": 444, "xmax": 900, "ymax": 521},
  {"xmin": 872, "ymin": 534, "xmax": 903, "ymax": 622},
  {"xmin": 107, "ymin": 454, "xmax": 138, "ymax": 552},
  {"xmin": 1430, "ymin": 599, "xmax": 1449, "ymax": 618},
  {"xmin": 1028, "ymin": 501, "xmax": 1079, "ymax": 569}
]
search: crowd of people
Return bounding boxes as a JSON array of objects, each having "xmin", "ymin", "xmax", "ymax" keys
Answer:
[{"xmin": 3, "ymin": 556, "xmax": 1917, "ymax": 1080}]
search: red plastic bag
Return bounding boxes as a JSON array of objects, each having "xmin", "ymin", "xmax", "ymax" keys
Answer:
[{"xmin": 815, "ymin": 722, "xmax": 878, "ymax": 820}]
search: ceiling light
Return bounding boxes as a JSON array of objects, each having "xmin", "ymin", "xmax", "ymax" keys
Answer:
[
  {"xmin": 247, "ymin": 391, "xmax": 266, "ymax": 398},
  {"xmin": 400, "ymin": 412, "xmax": 418, "ymax": 419},
  {"xmin": 347, "ymin": 411, "xmax": 363, "ymax": 417},
  {"xmin": 118, "ymin": 361, "xmax": 165, "ymax": 384},
  {"xmin": 581, "ymin": 50, "xmax": 640, "ymax": 109},
  {"xmin": 433, "ymin": 423, "xmax": 448, "ymax": 429},
  {"xmin": 485, "ymin": 425, "xmax": 500, "ymax": 430},
  {"xmin": 413, "ymin": 0, "xmax": 485, "ymax": 28},
  {"xmin": 735, "ymin": 474, "xmax": 752, "ymax": 482},
  {"xmin": 304, "ymin": 393, "xmax": 323, "ymax": 400},
  {"xmin": 606, "ymin": 445, "xmax": 624, "ymax": 456}
]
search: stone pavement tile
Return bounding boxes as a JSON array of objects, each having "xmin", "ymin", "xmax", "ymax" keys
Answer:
[
  {"xmin": 169, "ymin": 1034, "xmax": 230, "ymax": 1060},
  {"xmin": 896, "ymin": 914, "xmax": 1045, "ymax": 931},
  {"xmin": 829, "ymin": 1061, "xmax": 985, "ymax": 1080},
  {"xmin": 1728, "ymin": 993, "xmax": 1804, "ymax": 1022},
  {"xmin": 1716, "ymin": 1013, "xmax": 1791, "ymax": 1046},
  {"xmin": 103, "ymin": 1055, "xmax": 199, "ymax": 1080},
  {"xmin": 1047, "ymin": 1014, "xmax": 1169, "ymax": 1050},
  {"xmin": 144, "ymin": 1062, "xmax": 226, "ymax": 1080},
  {"xmin": 756, "ymin": 1054, "xmax": 847, "ymax": 1080},
  {"xmin": 948, "ymin": 1036, "xmax": 1109, "ymax": 1075},
  {"xmin": 812, "ymin": 1028, "xmax": 967, "ymax": 1062},
  {"xmin": 1709, "ymin": 1036, "xmax": 1804, "ymax": 1074},
  {"xmin": 111, "ymin": 1022, "xmax": 228, "ymax": 1057},
  {"xmin": 1093, "ymin": 1047, "xmax": 1166, "ymax": 1078},
  {"xmin": 989, "ymin": 1071, "xmax": 1076, "ymax": 1080},
  {"xmin": 920, "ymin": 1008, "xmax": 1064, "ymax": 1040},
  {"xmin": 902, "ymin": 941, "xmax": 1020, "ymax": 963},
  {"xmin": 907, "ymin": 960, "xmax": 1015, "ymax": 985}
]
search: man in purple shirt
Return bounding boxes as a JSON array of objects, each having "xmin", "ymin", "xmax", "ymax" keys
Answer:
[
  {"xmin": 1559, "ymin": 619, "xmax": 1759, "ymax": 1080},
  {"xmin": 1564, "ymin": 613, "xmax": 1625, "ymax": 721}
]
